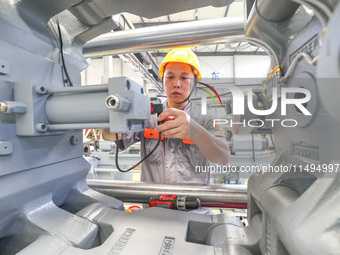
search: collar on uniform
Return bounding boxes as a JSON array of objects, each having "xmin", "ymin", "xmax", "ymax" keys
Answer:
[{"xmin": 163, "ymin": 99, "xmax": 192, "ymax": 113}]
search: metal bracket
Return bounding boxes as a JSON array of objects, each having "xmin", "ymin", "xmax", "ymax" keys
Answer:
[
  {"xmin": 0, "ymin": 141, "xmax": 13, "ymax": 156},
  {"xmin": 0, "ymin": 60, "xmax": 10, "ymax": 75}
]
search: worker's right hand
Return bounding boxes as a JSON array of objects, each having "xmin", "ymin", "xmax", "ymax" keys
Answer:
[{"xmin": 155, "ymin": 108, "xmax": 190, "ymax": 139}]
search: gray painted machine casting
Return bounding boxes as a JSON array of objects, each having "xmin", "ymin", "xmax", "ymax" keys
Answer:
[{"xmin": 0, "ymin": 0, "xmax": 339, "ymax": 254}]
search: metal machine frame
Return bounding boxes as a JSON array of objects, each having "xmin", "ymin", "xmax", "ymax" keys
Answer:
[{"xmin": 0, "ymin": 0, "xmax": 339, "ymax": 254}]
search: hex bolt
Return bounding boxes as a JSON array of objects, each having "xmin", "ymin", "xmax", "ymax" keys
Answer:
[
  {"xmin": 127, "ymin": 120, "xmax": 132, "ymax": 130},
  {"xmin": 105, "ymin": 95, "xmax": 120, "ymax": 109},
  {"xmin": 126, "ymin": 80, "xmax": 131, "ymax": 90},
  {"xmin": 70, "ymin": 135, "xmax": 79, "ymax": 145},
  {"xmin": 35, "ymin": 86, "xmax": 47, "ymax": 95},
  {"xmin": 36, "ymin": 123, "xmax": 48, "ymax": 132},
  {"xmin": 0, "ymin": 102, "xmax": 8, "ymax": 112},
  {"xmin": 0, "ymin": 141, "xmax": 13, "ymax": 156}
]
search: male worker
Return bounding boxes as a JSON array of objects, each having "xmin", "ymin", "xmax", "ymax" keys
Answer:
[{"xmin": 103, "ymin": 48, "xmax": 230, "ymax": 184}]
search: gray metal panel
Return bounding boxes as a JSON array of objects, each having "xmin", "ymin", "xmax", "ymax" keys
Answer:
[
  {"xmin": 18, "ymin": 205, "xmax": 233, "ymax": 254},
  {"xmin": 243, "ymin": 2, "xmax": 340, "ymax": 255},
  {"xmin": 70, "ymin": 0, "xmax": 232, "ymax": 22},
  {"xmin": 1, "ymin": 0, "xmax": 340, "ymax": 254},
  {"xmin": 108, "ymin": 77, "xmax": 151, "ymax": 133}
]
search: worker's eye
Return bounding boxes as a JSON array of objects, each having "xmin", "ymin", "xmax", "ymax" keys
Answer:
[
  {"xmin": 166, "ymin": 76, "xmax": 174, "ymax": 79},
  {"xmin": 182, "ymin": 77, "xmax": 190, "ymax": 80}
]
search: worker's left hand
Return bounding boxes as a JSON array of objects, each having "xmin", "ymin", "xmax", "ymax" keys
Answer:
[{"xmin": 155, "ymin": 108, "xmax": 190, "ymax": 139}]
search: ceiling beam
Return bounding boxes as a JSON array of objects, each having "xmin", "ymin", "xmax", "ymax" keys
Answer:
[
  {"xmin": 139, "ymin": 16, "xmax": 146, "ymax": 27},
  {"xmin": 150, "ymin": 51, "xmax": 267, "ymax": 57},
  {"xmin": 108, "ymin": 51, "xmax": 266, "ymax": 59}
]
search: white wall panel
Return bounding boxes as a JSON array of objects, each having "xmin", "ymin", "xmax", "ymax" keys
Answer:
[
  {"xmin": 199, "ymin": 56, "xmax": 234, "ymax": 79},
  {"xmin": 81, "ymin": 57, "xmax": 144, "ymax": 86},
  {"xmin": 82, "ymin": 55, "xmax": 271, "ymax": 88},
  {"xmin": 81, "ymin": 58, "xmax": 104, "ymax": 85},
  {"xmin": 234, "ymin": 55, "xmax": 271, "ymax": 85}
]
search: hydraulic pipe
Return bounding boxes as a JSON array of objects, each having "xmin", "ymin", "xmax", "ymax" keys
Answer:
[
  {"xmin": 87, "ymin": 180, "xmax": 248, "ymax": 204},
  {"xmin": 45, "ymin": 92, "xmax": 109, "ymax": 124},
  {"xmin": 46, "ymin": 85, "xmax": 108, "ymax": 95},
  {"xmin": 47, "ymin": 123, "xmax": 109, "ymax": 130},
  {"xmin": 83, "ymin": 17, "xmax": 244, "ymax": 57},
  {"xmin": 255, "ymin": 0, "xmax": 300, "ymax": 22}
]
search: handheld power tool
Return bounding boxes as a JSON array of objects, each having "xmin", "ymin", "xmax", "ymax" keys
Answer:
[{"xmin": 150, "ymin": 194, "xmax": 201, "ymax": 211}]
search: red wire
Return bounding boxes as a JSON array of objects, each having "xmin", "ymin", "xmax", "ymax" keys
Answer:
[
  {"xmin": 200, "ymin": 202, "xmax": 247, "ymax": 209},
  {"xmin": 127, "ymin": 205, "xmax": 143, "ymax": 212}
]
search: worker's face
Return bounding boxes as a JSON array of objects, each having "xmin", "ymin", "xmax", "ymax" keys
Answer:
[{"xmin": 163, "ymin": 62, "xmax": 195, "ymax": 107}]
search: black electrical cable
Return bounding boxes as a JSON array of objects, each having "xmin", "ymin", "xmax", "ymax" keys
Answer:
[
  {"xmin": 190, "ymin": 91, "xmax": 232, "ymax": 101},
  {"xmin": 56, "ymin": 17, "xmax": 73, "ymax": 87},
  {"xmin": 270, "ymin": 134, "xmax": 276, "ymax": 151},
  {"xmin": 115, "ymin": 133, "xmax": 162, "ymax": 172},
  {"xmin": 251, "ymin": 134, "xmax": 255, "ymax": 162}
]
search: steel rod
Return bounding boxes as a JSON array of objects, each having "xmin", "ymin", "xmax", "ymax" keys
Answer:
[
  {"xmin": 46, "ymin": 92, "xmax": 109, "ymax": 124},
  {"xmin": 48, "ymin": 123, "xmax": 109, "ymax": 130},
  {"xmin": 87, "ymin": 180, "xmax": 248, "ymax": 204},
  {"xmin": 83, "ymin": 17, "xmax": 244, "ymax": 57},
  {"xmin": 47, "ymin": 84, "xmax": 108, "ymax": 94}
]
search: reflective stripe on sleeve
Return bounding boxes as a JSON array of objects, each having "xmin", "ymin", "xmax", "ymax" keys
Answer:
[{"xmin": 144, "ymin": 128, "xmax": 195, "ymax": 144}]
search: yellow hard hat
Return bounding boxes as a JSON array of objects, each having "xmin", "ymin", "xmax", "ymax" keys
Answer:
[{"xmin": 159, "ymin": 48, "xmax": 201, "ymax": 81}]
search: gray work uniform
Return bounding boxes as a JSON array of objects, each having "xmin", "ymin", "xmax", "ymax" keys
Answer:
[{"xmin": 117, "ymin": 101, "xmax": 225, "ymax": 184}]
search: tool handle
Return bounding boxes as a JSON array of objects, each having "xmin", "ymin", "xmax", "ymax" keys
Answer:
[{"xmin": 150, "ymin": 194, "xmax": 177, "ymax": 209}]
